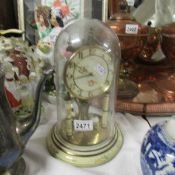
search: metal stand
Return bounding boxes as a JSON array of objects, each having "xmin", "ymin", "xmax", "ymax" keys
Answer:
[{"xmin": 2, "ymin": 158, "xmax": 25, "ymax": 175}]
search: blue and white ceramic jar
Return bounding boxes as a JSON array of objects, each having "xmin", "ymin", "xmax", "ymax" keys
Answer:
[{"xmin": 141, "ymin": 118, "xmax": 175, "ymax": 175}]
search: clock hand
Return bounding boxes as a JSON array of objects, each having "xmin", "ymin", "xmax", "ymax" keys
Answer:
[{"xmin": 75, "ymin": 72, "xmax": 93, "ymax": 79}]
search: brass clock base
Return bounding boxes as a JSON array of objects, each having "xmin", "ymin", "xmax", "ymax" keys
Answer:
[
  {"xmin": 47, "ymin": 124, "xmax": 123, "ymax": 167},
  {"xmin": 2, "ymin": 158, "xmax": 25, "ymax": 175}
]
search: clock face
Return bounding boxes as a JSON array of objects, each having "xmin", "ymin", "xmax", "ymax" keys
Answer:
[{"xmin": 64, "ymin": 46, "xmax": 114, "ymax": 100}]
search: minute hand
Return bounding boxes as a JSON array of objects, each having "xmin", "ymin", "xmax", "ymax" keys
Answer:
[{"xmin": 75, "ymin": 72, "xmax": 93, "ymax": 79}]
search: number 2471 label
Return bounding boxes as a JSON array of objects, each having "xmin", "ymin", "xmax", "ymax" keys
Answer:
[{"xmin": 74, "ymin": 120, "xmax": 93, "ymax": 131}]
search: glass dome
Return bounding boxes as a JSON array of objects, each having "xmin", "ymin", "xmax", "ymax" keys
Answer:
[{"xmin": 47, "ymin": 18, "xmax": 123, "ymax": 167}]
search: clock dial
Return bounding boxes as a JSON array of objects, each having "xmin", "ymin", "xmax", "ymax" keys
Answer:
[{"xmin": 64, "ymin": 46, "xmax": 114, "ymax": 100}]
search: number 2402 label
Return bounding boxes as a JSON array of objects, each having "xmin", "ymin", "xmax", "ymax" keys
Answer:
[
  {"xmin": 125, "ymin": 24, "xmax": 138, "ymax": 34},
  {"xmin": 74, "ymin": 120, "xmax": 93, "ymax": 131},
  {"xmin": 126, "ymin": 0, "xmax": 135, "ymax": 6}
]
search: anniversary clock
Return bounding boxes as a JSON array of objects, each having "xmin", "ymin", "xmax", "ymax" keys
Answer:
[{"xmin": 47, "ymin": 18, "xmax": 123, "ymax": 167}]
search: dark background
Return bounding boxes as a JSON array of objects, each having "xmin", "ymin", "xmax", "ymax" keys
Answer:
[{"xmin": 0, "ymin": 0, "xmax": 18, "ymax": 29}]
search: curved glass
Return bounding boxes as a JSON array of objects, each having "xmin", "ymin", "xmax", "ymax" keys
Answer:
[
  {"xmin": 47, "ymin": 18, "xmax": 122, "ymax": 167},
  {"xmin": 54, "ymin": 18, "xmax": 121, "ymax": 148}
]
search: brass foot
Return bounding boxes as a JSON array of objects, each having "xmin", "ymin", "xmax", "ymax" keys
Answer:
[{"xmin": 47, "ymin": 124, "xmax": 123, "ymax": 167}]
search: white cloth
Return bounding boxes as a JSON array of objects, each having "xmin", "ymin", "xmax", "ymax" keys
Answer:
[{"xmin": 23, "ymin": 102, "xmax": 152, "ymax": 175}]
